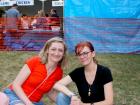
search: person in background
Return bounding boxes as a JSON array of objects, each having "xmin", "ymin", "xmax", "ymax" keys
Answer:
[
  {"xmin": 0, "ymin": 37, "xmax": 67, "ymax": 105},
  {"xmin": 49, "ymin": 9, "xmax": 59, "ymax": 17},
  {"xmin": 20, "ymin": 14, "xmax": 31, "ymax": 30},
  {"xmin": 4, "ymin": 3, "xmax": 20, "ymax": 30},
  {"xmin": 54, "ymin": 41, "xmax": 113, "ymax": 105},
  {"xmin": 31, "ymin": 14, "xmax": 38, "ymax": 29},
  {"xmin": 31, "ymin": 10, "xmax": 47, "ymax": 30},
  {"xmin": 45, "ymin": 13, "xmax": 51, "ymax": 30},
  {"xmin": 3, "ymin": 4, "xmax": 21, "ymax": 50},
  {"xmin": 48, "ymin": 9, "xmax": 60, "ymax": 31}
]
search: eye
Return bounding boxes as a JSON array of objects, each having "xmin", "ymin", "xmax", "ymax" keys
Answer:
[
  {"xmin": 50, "ymin": 48, "xmax": 56, "ymax": 51},
  {"xmin": 58, "ymin": 49, "xmax": 64, "ymax": 53},
  {"xmin": 77, "ymin": 51, "xmax": 91, "ymax": 57},
  {"xmin": 83, "ymin": 52, "xmax": 89, "ymax": 54}
]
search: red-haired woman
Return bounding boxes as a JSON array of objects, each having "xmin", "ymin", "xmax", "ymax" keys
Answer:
[{"xmin": 54, "ymin": 41, "xmax": 113, "ymax": 105}]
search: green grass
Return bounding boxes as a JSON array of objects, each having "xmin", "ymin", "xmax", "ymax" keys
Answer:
[{"xmin": 0, "ymin": 51, "xmax": 140, "ymax": 105}]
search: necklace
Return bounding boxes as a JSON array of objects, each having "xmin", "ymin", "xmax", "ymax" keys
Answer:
[{"xmin": 88, "ymin": 84, "xmax": 92, "ymax": 96}]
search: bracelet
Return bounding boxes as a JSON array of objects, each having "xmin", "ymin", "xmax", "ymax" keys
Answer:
[{"xmin": 69, "ymin": 94, "xmax": 76, "ymax": 98}]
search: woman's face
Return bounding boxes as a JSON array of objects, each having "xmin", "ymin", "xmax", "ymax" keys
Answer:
[
  {"xmin": 47, "ymin": 42, "xmax": 64, "ymax": 64},
  {"xmin": 50, "ymin": 9, "xmax": 54, "ymax": 14},
  {"xmin": 76, "ymin": 46, "xmax": 95, "ymax": 66}
]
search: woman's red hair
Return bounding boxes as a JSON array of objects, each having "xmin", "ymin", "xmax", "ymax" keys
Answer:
[{"xmin": 75, "ymin": 41, "xmax": 94, "ymax": 55}]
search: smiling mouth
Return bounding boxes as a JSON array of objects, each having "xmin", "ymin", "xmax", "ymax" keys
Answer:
[
  {"xmin": 81, "ymin": 59, "xmax": 87, "ymax": 62},
  {"xmin": 53, "ymin": 56, "xmax": 62, "ymax": 60}
]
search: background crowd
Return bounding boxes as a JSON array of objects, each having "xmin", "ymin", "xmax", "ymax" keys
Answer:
[{"xmin": 0, "ymin": 4, "xmax": 62, "ymax": 50}]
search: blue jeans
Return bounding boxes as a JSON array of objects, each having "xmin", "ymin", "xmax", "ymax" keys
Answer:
[
  {"xmin": 56, "ymin": 93, "xmax": 71, "ymax": 105},
  {"xmin": 3, "ymin": 88, "xmax": 44, "ymax": 105}
]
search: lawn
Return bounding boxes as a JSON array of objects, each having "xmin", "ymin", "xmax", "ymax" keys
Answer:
[{"xmin": 0, "ymin": 51, "xmax": 140, "ymax": 105}]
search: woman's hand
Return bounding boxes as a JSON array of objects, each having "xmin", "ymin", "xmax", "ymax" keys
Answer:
[
  {"xmin": 70, "ymin": 95, "xmax": 81, "ymax": 105},
  {"xmin": 80, "ymin": 102, "xmax": 91, "ymax": 105},
  {"xmin": 25, "ymin": 101, "xmax": 34, "ymax": 105}
]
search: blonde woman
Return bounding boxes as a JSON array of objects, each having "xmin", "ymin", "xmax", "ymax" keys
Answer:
[{"xmin": 0, "ymin": 37, "xmax": 67, "ymax": 105}]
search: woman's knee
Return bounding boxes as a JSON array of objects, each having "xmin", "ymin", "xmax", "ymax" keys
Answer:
[
  {"xmin": 57, "ymin": 92, "xmax": 70, "ymax": 99},
  {"xmin": 0, "ymin": 92, "xmax": 9, "ymax": 105},
  {"xmin": 56, "ymin": 92, "xmax": 71, "ymax": 105},
  {"xmin": 15, "ymin": 104, "xmax": 25, "ymax": 105},
  {"xmin": 57, "ymin": 92, "xmax": 65, "ymax": 98}
]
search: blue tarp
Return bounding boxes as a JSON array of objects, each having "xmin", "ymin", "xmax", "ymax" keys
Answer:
[
  {"xmin": 65, "ymin": 0, "xmax": 140, "ymax": 18},
  {"xmin": 64, "ymin": 0, "xmax": 140, "ymax": 53}
]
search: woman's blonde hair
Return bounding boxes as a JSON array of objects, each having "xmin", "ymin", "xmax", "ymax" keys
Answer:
[{"xmin": 39, "ymin": 37, "xmax": 67, "ymax": 67}]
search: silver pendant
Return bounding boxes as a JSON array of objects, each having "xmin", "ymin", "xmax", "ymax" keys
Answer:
[{"xmin": 88, "ymin": 88, "xmax": 91, "ymax": 96}]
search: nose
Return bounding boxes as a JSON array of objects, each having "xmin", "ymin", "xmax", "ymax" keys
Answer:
[
  {"xmin": 54, "ymin": 51, "xmax": 59, "ymax": 55},
  {"xmin": 54, "ymin": 50, "xmax": 61, "ymax": 56},
  {"xmin": 79, "ymin": 54, "xmax": 85, "ymax": 59}
]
